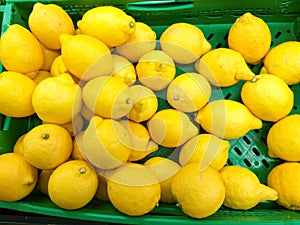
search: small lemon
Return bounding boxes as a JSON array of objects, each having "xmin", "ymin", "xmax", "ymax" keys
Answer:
[
  {"xmin": 23, "ymin": 123, "xmax": 73, "ymax": 170},
  {"xmin": 195, "ymin": 48, "xmax": 255, "ymax": 87},
  {"xmin": 167, "ymin": 72, "xmax": 211, "ymax": 112},
  {"xmin": 13, "ymin": 133, "xmax": 27, "ymax": 155},
  {"xmin": 220, "ymin": 165, "xmax": 278, "ymax": 210},
  {"xmin": 267, "ymin": 114, "xmax": 300, "ymax": 161},
  {"xmin": 60, "ymin": 34, "xmax": 113, "ymax": 81},
  {"xmin": 77, "ymin": 6, "xmax": 136, "ymax": 48},
  {"xmin": 135, "ymin": 50, "xmax": 176, "ymax": 91},
  {"xmin": 116, "ymin": 22, "xmax": 157, "ymax": 63},
  {"xmin": 95, "ymin": 174, "xmax": 109, "ymax": 201},
  {"xmin": 81, "ymin": 116, "xmax": 131, "ymax": 170},
  {"xmin": 179, "ymin": 134, "xmax": 230, "ymax": 171},
  {"xmin": 160, "ymin": 22, "xmax": 211, "ymax": 64},
  {"xmin": 0, "ymin": 71, "xmax": 36, "ymax": 117},
  {"xmin": 144, "ymin": 157, "xmax": 181, "ymax": 204},
  {"xmin": 37, "ymin": 169, "xmax": 54, "ymax": 195},
  {"xmin": 106, "ymin": 163, "xmax": 161, "ymax": 216},
  {"xmin": 119, "ymin": 120, "xmax": 158, "ymax": 162},
  {"xmin": 171, "ymin": 163, "xmax": 225, "ymax": 219},
  {"xmin": 127, "ymin": 84, "xmax": 158, "ymax": 122},
  {"xmin": 268, "ymin": 162, "xmax": 300, "ymax": 210},
  {"xmin": 147, "ymin": 108, "xmax": 198, "ymax": 148},
  {"xmin": 28, "ymin": 2, "xmax": 75, "ymax": 50},
  {"xmin": 195, "ymin": 99, "xmax": 262, "ymax": 139},
  {"xmin": 0, "ymin": 152, "xmax": 38, "ymax": 202},
  {"xmin": 48, "ymin": 160, "xmax": 98, "ymax": 210},
  {"xmin": 32, "ymin": 73, "xmax": 82, "ymax": 124},
  {"xmin": 50, "ymin": 55, "xmax": 69, "ymax": 76},
  {"xmin": 33, "ymin": 70, "xmax": 51, "ymax": 84},
  {"xmin": 111, "ymin": 54, "xmax": 136, "ymax": 85},
  {"xmin": 71, "ymin": 132, "xmax": 84, "ymax": 160},
  {"xmin": 228, "ymin": 12, "xmax": 271, "ymax": 64},
  {"xmin": 241, "ymin": 74, "xmax": 294, "ymax": 122},
  {"xmin": 0, "ymin": 24, "xmax": 44, "ymax": 74},
  {"xmin": 263, "ymin": 41, "xmax": 300, "ymax": 85},
  {"xmin": 40, "ymin": 43, "xmax": 60, "ymax": 71},
  {"xmin": 82, "ymin": 76, "xmax": 133, "ymax": 119}
]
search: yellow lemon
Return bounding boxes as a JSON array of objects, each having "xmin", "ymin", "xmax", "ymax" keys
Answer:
[
  {"xmin": 23, "ymin": 123, "xmax": 73, "ymax": 170},
  {"xmin": 241, "ymin": 74, "xmax": 294, "ymax": 122},
  {"xmin": 28, "ymin": 2, "xmax": 75, "ymax": 50},
  {"xmin": 50, "ymin": 55, "xmax": 69, "ymax": 76},
  {"xmin": 119, "ymin": 120, "xmax": 158, "ymax": 162},
  {"xmin": 71, "ymin": 132, "xmax": 84, "ymax": 160},
  {"xmin": 263, "ymin": 41, "xmax": 300, "ymax": 85},
  {"xmin": 0, "ymin": 24, "xmax": 44, "ymax": 74},
  {"xmin": 60, "ymin": 34, "xmax": 113, "ymax": 81},
  {"xmin": 171, "ymin": 163, "xmax": 225, "ymax": 219},
  {"xmin": 33, "ymin": 70, "xmax": 51, "ymax": 84},
  {"xmin": 81, "ymin": 116, "xmax": 131, "ymax": 170},
  {"xmin": 82, "ymin": 76, "xmax": 133, "ymax": 119},
  {"xmin": 32, "ymin": 73, "xmax": 82, "ymax": 124},
  {"xmin": 195, "ymin": 48, "xmax": 255, "ymax": 87},
  {"xmin": 179, "ymin": 134, "xmax": 230, "ymax": 171},
  {"xmin": 147, "ymin": 108, "xmax": 198, "ymax": 148},
  {"xmin": 95, "ymin": 174, "xmax": 109, "ymax": 201},
  {"xmin": 111, "ymin": 54, "xmax": 136, "ymax": 85},
  {"xmin": 127, "ymin": 84, "xmax": 158, "ymax": 122},
  {"xmin": 228, "ymin": 12, "xmax": 271, "ymax": 64},
  {"xmin": 195, "ymin": 99, "xmax": 262, "ymax": 139},
  {"xmin": 106, "ymin": 163, "xmax": 161, "ymax": 216},
  {"xmin": 167, "ymin": 72, "xmax": 211, "ymax": 112},
  {"xmin": 48, "ymin": 160, "xmax": 98, "ymax": 210},
  {"xmin": 0, "ymin": 71, "xmax": 36, "ymax": 117},
  {"xmin": 267, "ymin": 114, "xmax": 300, "ymax": 161},
  {"xmin": 135, "ymin": 50, "xmax": 176, "ymax": 91},
  {"xmin": 220, "ymin": 165, "xmax": 278, "ymax": 210},
  {"xmin": 58, "ymin": 113, "xmax": 84, "ymax": 137},
  {"xmin": 268, "ymin": 162, "xmax": 300, "ymax": 210},
  {"xmin": 116, "ymin": 21, "xmax": 157, "ymax": 62},
  {"xmin": 37, "ymin": 169, "xmax": 54, "ymax": 195},
  {"xmin": 0, "ymin": 152, "xmax": 38, "ymax": 202},
  {"xmin": 40, "ymin": 43, "xmax": 60, "ymax": 71},
  {"xmin": 77, "ymin": 6, "xmax": 136, "ymax": 48},
  {"xmin": 160, "ymin": 22, "xmax": 211, "ymax": 64},
  {"xmin": 13, "ymin": 133, "xmax": 27, "ymax": 155},
  {"xmin": 144, "ymin": 157, "xmax": 181, "ymax": 204}
]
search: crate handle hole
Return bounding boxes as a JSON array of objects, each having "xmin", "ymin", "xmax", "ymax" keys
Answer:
[
  {"xmin": 252, "ymin": 147, "xmax": 260, "ymax": 156},
  {"xmin": 207, "ymin": 33, "xmax": 214, "ymax": 40},
  {"xmin": 243, "ymin": 136, "xmax": 251, "ymax": 145},
  {"xmin": 234, "ymin": 147, "xmax": 242, "ymax": 156},
  {"xmin": 274, "ymin": 31, "xmax": 282, "ymax": 39},
  {"xmin": 262, "ymin": 159, "xmax": 270, "ymax": 168},
  {"xmin": 243, "ymin": 158, "xmax": 251, "ymax": 167}
]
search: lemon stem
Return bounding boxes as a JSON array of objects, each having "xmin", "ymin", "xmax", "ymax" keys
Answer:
[
  {"xmin": 251, "ymin": 77, "xmax": 257, "ymax": 83},
  {"xmin": 79, "ymin": 167, "xmax": 86, "ymax": 174},
  {"xmin": 129, "ymin": 22, "xmax": 134, "ymax": 29},
  {"xmin": 42, "ymin": 134, "xmax": 49, "ymax": 139},
  {"xmin": 173, "ymin": 95, "xmax": 179, "ymax": 101},
  {"xmin": 126, "ymin": 98, "xmax": 132, "ymax": 104}
]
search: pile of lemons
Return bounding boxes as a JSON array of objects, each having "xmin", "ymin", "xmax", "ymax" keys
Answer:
[{"xmin": 0, "ymin": 2, "xmax": 300, "ymax": 219}]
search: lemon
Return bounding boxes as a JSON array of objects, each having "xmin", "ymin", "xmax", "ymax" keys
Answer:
[
  {"xmin": 81, "ymin": 116, "xmax": 131, "ymax": 170},
  {"xmin": 144, "ymin": 157, "xmax": 181, "ymax": 204},
  {"xmin": 54, "ymin": 113, "xmax": 84, "ymax": 137},
  {"xmin": 116, "ymin": 22, "xmax": 156, "ymax": 62},
  {"xmin": 33, "ymin": 70, "xmax": 51, "ymax": 84},
  {"xmin": 119, "ymin": 120, "xmax": 158, "ymax": 162},
  {"xmin": 220, "ymin": 165, "xmax": 278, "ymax": 210},
  {"xmin": 106, "ymin": 163, "xmax": 161, "ymax": 216},
  {"xmin": 160, "ymin": 22, "xmax": 211, "ymax": 64},
  {"xmin": 172, "ymin": 163, "xmax": 225, "ymax": 219},
  {"xmin": 71, "ymin": 132, "xmax": 84, "ymax": 160},
  {"xmin": 40, "ymin": 43, "xmax": 60, "ymax": 71},
  {"xmin": 263, "ymin": 41, "xmax": 300, "ymax": 85},
  {"xmin": 135, "ymin": 50, "xmax": 176, "ymax": 91},
  {"xmin": 77, "ymin": 6, "xmax": 136, "ymax": 48},
  {"xmin": 228, "ymin": 12, "xmax": 271, "ymax": 64},
  {"xmin": 167, "ymin": 72, "xmax": 211, "ymax": 112},
  {"xmin": 195, "ymin": 99, "xmax": 262, "ymax": 139},
  {"xmin": 111, "ymin": 54, "xmax": 136, "ymax": 85},
  {"xmin": 50, "ymin": 55, "xmax": 69, "ymax": 76},
  {"xmin": 148, "ymin": 109, "xmax": 198, "ymax": 148},
  {"xmin": 95, "ymin": 174, "xmax": 109, "ymax": 201},
  {"xmin": 60, "ymin": 34, "xmax": 113, "ymax": 81},
  {"xmin": 82, "ymin": 76, "xmax": 133, "ymax": 119},
  {"xmin": 29, "ymin": 2, "xmax": 75, "ymax": 50},
  {"xmin": 32, "ymin": 73, "xmax": 82, "ymax": 124},
  {"xmin": 241, "ymin": 74, "xmax": 294, "ymax": 122},
  {"xmin": 195, "ymin": 48, "xmax": 255, "ymax": 87},
  {"xmin": 0, "ymin": 24, "xmax": 44, "ymax": 73},
  {"xmin": 0, "ymin": 152, "xmax": 38, "ymax": 202},
  {"xmin": 127, "ymin": 84, "xmax": 158, "ymax": 122},
  {"xmin": 267, "ymin": 114, "xmax": 300, "ymax": 161},
  {"xmin": 48, "ymin": 160, "xmax": 98, "ymax": 210},
  {"xmin": 37, "ymin": 169, "xmax": 54, "ymax": 195},
  {"xmin": 0, "ymin": 71, "xmax": 36, "ymax": 117},
  {"xmin": 23, "ymin": 123, "xmax": 73, "ymax": 170},
  {"xmin": 268, "ymin": 162, "xmax": 300, "ymax": 210},
  {"xmin": 13, "ymin": 133, "xmax": 27, "ymax": 155},
  {"xmin": 179, "ymin": 134, "xmax": 230, "ymax": 171}
]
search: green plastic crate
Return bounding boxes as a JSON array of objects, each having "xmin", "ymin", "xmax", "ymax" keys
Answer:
[{"xmin": 0, "ymin": 0, "xmax": 300, "ymax": 224}]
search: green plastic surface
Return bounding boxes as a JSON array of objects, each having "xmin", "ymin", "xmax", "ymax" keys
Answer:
[{"xmin": 0, "ymin": 0, "xmax": 300, "ymax": 224}]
